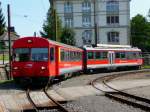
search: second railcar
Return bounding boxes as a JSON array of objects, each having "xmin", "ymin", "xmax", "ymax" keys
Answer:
[{"xmin": 83, "ymin": 44, "xmax": 143, "ymax": 72}]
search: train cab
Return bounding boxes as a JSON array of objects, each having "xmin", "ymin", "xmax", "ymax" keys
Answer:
[{"xmin": 12, "ymin": 37, "xmax": 83, "ymax": 84}]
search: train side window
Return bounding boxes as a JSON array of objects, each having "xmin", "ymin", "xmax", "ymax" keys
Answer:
[
  {"xmin": 139, "ymin": 52, "xmax": 142, "ymax": 59},
  {"xmin": 70, "ymin": 51, "xmax": 73, "ymax": 61},
  {"xmin": 66, "ymin": 51, "xmax": 69, "ymax": 61},
  {"xmin": 128, "ymin": 52, "xmax": 132, "ymax": 59},
  {"xmin": 50, "ymin": 47, "xmax": 55, "ymax": 62},
  {"xmin": 77, "ymin": 52, "xmax": 79, "ymax": 61},
  {"xmin": 73, "ymin": 52, "xmax": 75, "ymax": 60},
  {"xmin": 61, "ymin": 49, "xmax": 65, "ymax": 61},
  {"xmin": 120, "ymin": 52, "xmax": 125, "ymax": 59},
  {"xmin": 115, "ymin": 52, "xmax": 120, "ymax": 58},
  {"xmin": 79, "ymin": 52, "xmax": 81, "ymax": 60},
  {"xmin": 74, "ymin": 52, "xmax": 77, "ymax": 61},
  {"xmin": 133, "ymin": 52, "xmax": 139, "ymax": 59},
  {"xmin": 102, "ymin": 52, "xmax": 108, "ymax": 59},
  {"xmin": 69, "ymin": 51, "xmax": 71, "ymax": 61},
  {"xmin": 68, "ymin": 51, "xmax": 70, "ymax": 61},
  {"xmin": 139, "ymin": 52, "xmax": 143, "ymax": 58},
  {"xmin": 79, "ymin": 52, "xmax": 82, "ymax": 60},
  {"xmin": 134, "ymin": 52, "xmax": 140, "ymax": 59},
  {"xmin": 67, "ymin": 51, "xmax": 69, "ymax": 61},
  {"xmin": 126, "ymin": 52, "xmax": 131, "ymax": 59},
  {"xmin": 78, "ymin": 52, "xmax": 81, "ymax": 60},
  {"xmin": 88, "ymin": 52, "xmax": 94, "ymax": 59},
  {"xmin": 64, "ymin": 51, "xmax": 67, "ymax": 61},
  {"xmin": 80, "ymin": 52, "xmax": 82, "ymax": 60},
  {"xmin": 95, "ymin": 52, "xmax": 101, "ymax": 59},
  {"xmin": 75, "ymin": 52, "xmax": 77, "ymax": 61}
]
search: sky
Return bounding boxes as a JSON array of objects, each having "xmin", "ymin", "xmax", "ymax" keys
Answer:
[{"xmin": 0, "ymin": 0, "xmax": 150, "ymax": 37}]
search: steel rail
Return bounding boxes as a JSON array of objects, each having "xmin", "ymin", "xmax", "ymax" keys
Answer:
[
  {"xmin": 91, "ymin": 69, "xmax": 150, "ymax": 111},
  {"xmin": 25, "ymin": 83, "xmax": 70, "ymax": 112},
  {"xmin": 26, "ymin": 87, "xmax": 68, "ymax": 112},
  {"xmin": 26, "ymin": 88, "xmax": 39, "ymax": 112},
  {"xmin": 43, "ymin": 87, "xmax": 69, "ymax": 112},
  {"xmin": 103, "ymin": 81, "xmax": 150, "ymax": 111}
]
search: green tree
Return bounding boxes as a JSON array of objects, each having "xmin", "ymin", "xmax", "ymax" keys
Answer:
[
  {"xmin": 60, "ymin": 27, "xmax": 75, "ymax": 46},
  {"xmin": 0, "ymin": 2, "xmax": 6, "ymax": 49},
  {"xmin": 40, "ymin": 7, "xmax": 62, "ymax": 41},
  {"xmin": 148, "ymin": 9, "xmax": 150, "ymax": 21},
  {"xmin": 131, "ymin": 14, "xmax": 150, "ymax": 52}
]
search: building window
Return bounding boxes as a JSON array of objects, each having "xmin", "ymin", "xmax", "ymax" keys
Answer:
[
  {"xmin": 82, "ymin": 15, "xmax": 91, "ymax": 27},
  {"xmin": 82, "ymin": 30, "xmax": 92, "ymax": 44},
  {"xmin": 64, "ymin": 2, "xmax": 73, "ymax": 13},
  {"xmin": 107, "ymin": 15, "xmax": 119, "ymax": 24},
  {"xmin": 107, "ymin": 32, "xmax": 119, "ymax": 43},
  {"xmin": 64, "ymin": 18, "xmax": 73, "ymax": 27},
  {"xmin": 106, "ymin": 1, "xmax": 119, "ymax": 13},
  {"xmin": 106, "ymin": 0, "xmax": 119, "ymax": 25},
  {"xmin": 82, "ymin": 1, "xmax": 91, "ymax": 27},
  {"xmin": 82, "ymin": 1, "xmax": 91, "ymax": 12}
]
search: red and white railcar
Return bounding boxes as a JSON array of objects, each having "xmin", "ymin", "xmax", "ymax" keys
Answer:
[
  {"xmin": 12, "ymin": 37, "xmax": 83, "ymax": 83},
  {"xmin": 84, "ymin": 44, "xmax": 143, "ymax": 71}
]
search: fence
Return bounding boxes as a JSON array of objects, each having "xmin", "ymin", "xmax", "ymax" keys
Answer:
[
  {"xmin": 0, "ymin": 50, "xmax": 9, "ymax": 65},
  {"xmin": 142, "ymin": 52, "xmax": 150, "ymax": 66},
  {"xmin": 0, "ymin": 50, "xmax": 9, "ymax": 80}
]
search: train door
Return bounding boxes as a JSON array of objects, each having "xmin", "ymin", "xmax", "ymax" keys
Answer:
[
  {"xmin": 108, "ymin": 51, "xmax": 115, "ymax": 68},
  {"xmin": 49, "ymin": 47, "xmax": 56, "ymax": 76}
]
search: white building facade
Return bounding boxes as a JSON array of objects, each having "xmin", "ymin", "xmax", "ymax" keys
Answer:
[{"xmin": 54, "ymin": 0, "xmax": 131, "ymax": 47}]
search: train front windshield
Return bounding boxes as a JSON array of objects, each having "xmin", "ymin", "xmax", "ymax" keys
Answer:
[{"xmin": 13, "ymin": 48, "xmax": 48, "ymax": 62}]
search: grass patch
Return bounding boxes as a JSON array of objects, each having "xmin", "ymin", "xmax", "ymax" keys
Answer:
[
  {"xmin": 142, "ymin": 65, "xmax": 150, "ymax": 69},
  {"xmin": 0, "ymin": 54, "xmax": 9, "ymax": 61},
  {"xmin": 0, "ymin": 80, "xmax": 13, "ymax": 84}
]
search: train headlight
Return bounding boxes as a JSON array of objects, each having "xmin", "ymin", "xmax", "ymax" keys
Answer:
[
  {"xmin": 13, "ymin": 67, "xmax": 18, "ymax": 70},
  {"xmin": 27, "ymin": 40, "xmax": 32, "ymax": 43},
  {"xmin": 41, "ymin": 66, "xmax": 46, "ymax": 70}
]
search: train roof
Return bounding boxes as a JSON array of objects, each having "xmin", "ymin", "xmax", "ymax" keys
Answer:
[
  {"xmin": 47, "ymin": 37, "xmax": 83, "ymax": 51},
  {"xmin": 14, "ymin": 37, "xmax": 82, "ymax": 51},
  {"xmin": 83, "ymin": 44, "xmax": 141, "ymax": 51},
  {"xmin": 97, "ymin": 44, "xmax": 132, "ymax": 48}
]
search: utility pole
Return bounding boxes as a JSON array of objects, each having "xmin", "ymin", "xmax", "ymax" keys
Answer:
[
  {"xmin": 93, "ymin": 0, "xmax": 98, "ymax": 46},
  {"xmin": 7, "ymin": 4, "xmax": 11, "ymax": 80},
  {"xmin": 49, "ymin": 0, "xmax": 57, "ymax": 41}
]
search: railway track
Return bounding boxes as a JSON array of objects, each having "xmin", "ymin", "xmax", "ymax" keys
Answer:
[
  {"xmin": 25, "ymin": 87, "xmax": 69, "ymax": 112},
  {"xmin": 91, "ymin": 69, "xmax": 150, "ymax": 111}
]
